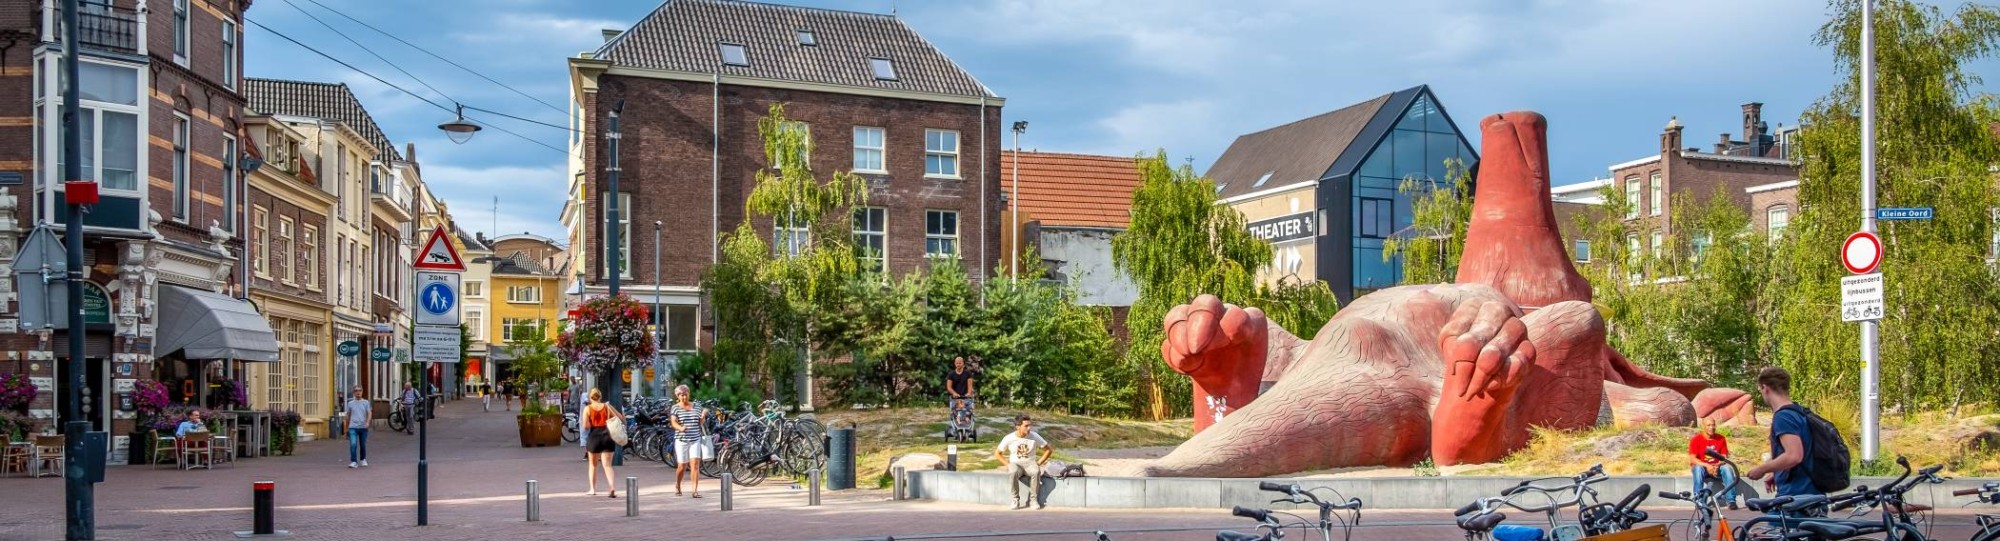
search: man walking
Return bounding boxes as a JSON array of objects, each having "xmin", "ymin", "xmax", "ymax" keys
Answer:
[
  {"xmin": 500, "ymin": 379, "xmax": 514, "ymax": 411},
  {"xmin": 1745, "ymin": 366, "xmax": 1821, "ymax": 499},
  {"xmin": 346, "ymin": 387, "xmax": 371, "ymax": 468},
  {"xmin": 994, "ymin": 414, "xmax": 1054, "ymax": 510},
  {"xmin": 400, "ymin": 383, "xmax": 421, "ymax": 434}
]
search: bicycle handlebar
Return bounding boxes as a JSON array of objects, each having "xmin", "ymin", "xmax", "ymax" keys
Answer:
[
  {"xmin": 1954, "ymin": 488, "xmax": 1981, "ymax": 497},
  {"xmin": 1233, "ymin": 506, "xmax": 1271, "ymax": 523},
  {"xmin": 1658, "ymin": 491, "xmax": 1689, "ymax": 501},
  {"xmin": 1259, "ymin": 481, "xmax": 1291, "ymax": 493}
]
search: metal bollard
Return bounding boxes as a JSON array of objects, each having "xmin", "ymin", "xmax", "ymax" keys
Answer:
[
  {"xmin": 946, "ymin": 445, "xmax": 958, "ymax": 471},
  {"xmin": 808, "ymin": 469, "xmax": 821, "ymax": 506},
  {"xmin": 720, "ymin": 473, "xmax": 734, "ymax": 511},
  {"xmin": 625, "ymin": 477, "xmax": 638, "ymax": 517},
  {"xmin": 233, "ymin": 481, "xmax": 289, "ymax": 538},
  {"xmin": 526, "ymin": 480, "xmax": 540, "ymax": 522},
  {"xmin": 893, "ymin": 466, "xmax": 906, "ymax": 501}
]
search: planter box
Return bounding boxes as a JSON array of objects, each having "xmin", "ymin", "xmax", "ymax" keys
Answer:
[{"xmin": 518, "ymin": 415, "xmax": 563, "ymax": 447}]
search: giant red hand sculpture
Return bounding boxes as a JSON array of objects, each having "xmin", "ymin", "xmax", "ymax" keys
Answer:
[{"xmin": 1146, "ymin": 112, "xmax": 1752, "ymax": 478}]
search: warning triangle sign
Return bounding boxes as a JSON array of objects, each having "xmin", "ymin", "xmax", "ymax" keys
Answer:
[{"xmin": 413, "ymin": 225, "xmax": 467, "ymax": 271}]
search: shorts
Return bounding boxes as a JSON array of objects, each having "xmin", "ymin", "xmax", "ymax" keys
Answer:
[
  {"xmin": 675, "ymin": 438, "xmax": 714, "ymax": 462},
  {"xmin": 586, "ymin": 427, "xmax": 617, "ymax": 454}
]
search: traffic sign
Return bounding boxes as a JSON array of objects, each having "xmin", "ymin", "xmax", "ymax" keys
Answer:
[
  {"xmin": 1841, "ymin": 273, "xmax": 1885, "ymax": 322},
  {"xmin": 412, "ymin": 225, "xmax": 467, "ymax": 271},
  {"xmin": 413, "ymin": 324, "xmax": 461, "ymax": 363},
  {"xmin": 413, "ymin": 271, "xmax": 461, "ymax": 326},
  {"xmin": 337, "ymin": 340, "xmax": 361, "ymax": 357},
  {"xmin": 1842, "ymin": 231, "xmax": 1882, "ymax": 274},
  {"xmin": 1876, "ymin": 207, "xmax": 1933, "ymax": 220},
  {"xmin": 371, "ymin": 347, "xmax": 393, "ymax": 362}
]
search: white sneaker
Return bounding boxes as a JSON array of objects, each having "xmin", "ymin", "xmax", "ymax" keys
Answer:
[
  {"xmin": 361, "ymin": 460, "xmax": 369, "ymax": 467},
  {"xmin": 349, "ymin": 462, "xmax": 357, "ymax": 468}
]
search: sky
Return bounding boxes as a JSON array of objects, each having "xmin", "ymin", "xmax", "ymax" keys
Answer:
[{"xmin": 241, "ymin": 0, "xmax": 1989, "ymax": 242}]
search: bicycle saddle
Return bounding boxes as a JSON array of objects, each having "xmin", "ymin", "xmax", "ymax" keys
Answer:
[
  {"xmin": 1745, "ymin": 497, "xmax": 1795, "ymax": 512},
  {"xmin": 1458, "ymin": 512, "xmax": 1507, "ymax": 532},
  {"xmin": 1794, "ymin": 521, "xmax": 1858, "ymax": 539}
]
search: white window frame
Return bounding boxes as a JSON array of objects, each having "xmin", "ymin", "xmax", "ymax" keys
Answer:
[
  {"xmin": 1649, "ymin": 230, "xmax": 1663, "ymax": 260},
  {"xmin": 44, "ymin": 60, "xmax": 144, "ymax": 195},
  {"xmin": 222, "ymin": 134, "xmax": 237, "ymax": 232},
  {"xmin": 852, "ymin": 126, "xmax": 886, "ymax": 173},
  {"xmin": 302, "ymin": 224, "xmax": 320, "ymax": 291},
  {"xmin": 1624, "ymin": 176, "xmax": 1640, "ymax": 219},
  {"xmin": 1767, "ymin": 205, "xmax": 1790, "ymax": 242},
  {"xmin": 507, "ymin": 285, "xmax": 542, "ymax": 304},
  {"xmin": 173, "ymin": 0, "xmax": 189, "ymax": 65},
  {"xmin": 924, "ymin": 129, "xmax": 960, "ymax": 179},
  {"xmin": 278, "ymin": 217, "xmax": 296, "ymax": 284},
  {"xmin": 1649, "ymin": 172, "xmax": 1663, "ymax": 217},
  {"xmin": 925, "ymin": 209, "xmax": 959, "ymax": 258},
  {"xmin": 467, "ymin": 310, "xmax": 484, "ymax": 341},
  {"xmin": 719, "ymin": 43, "xmax": 748, "ymax": 66},
  {"xmin": 464, "ymin": 281, "xmax": 485, "ymax": 298},
  {"xmin": 173, "ymin": 113, "xmax": 191, "ymax": 221},
  {"xmin": 253, "ymin": 206, "xmax": 270, "ymax": 278},
  {"xmin": 853, "ymin": 207, "xmax": 887, "ymax": 272},
  {"xmin": 869, "ymin": 57, "xmax": 898, "ymax": 81},
  {"xmin": 771, "ymin": 121, "xmax": 810, "ymax": 169}
]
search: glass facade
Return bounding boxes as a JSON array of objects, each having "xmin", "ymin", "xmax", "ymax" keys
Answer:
[{"xmin": 1349, "ymin": 94, "xmax": 1475, "ymax": 291}]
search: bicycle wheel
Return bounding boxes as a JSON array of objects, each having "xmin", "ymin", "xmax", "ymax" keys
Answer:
[
  {"xmin": 732, "ymin": 457, "xmax": 770, "ymax": 487},
  {"xmin": 561, "ymin": 415, "xmax": 580, "ymax": 443},
  {"xmin": 388, "ymin": 410, "xmax": 407, "ymax": 433}
]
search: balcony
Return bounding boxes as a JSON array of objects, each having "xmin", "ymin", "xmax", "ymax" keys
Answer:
[
  {"xmin": 49, "ymin": 1, "xmax": 143, "ymax": 56},
  {"xmin": 370, "ymin": 176, "xmax": 414, "ymax": 223}
]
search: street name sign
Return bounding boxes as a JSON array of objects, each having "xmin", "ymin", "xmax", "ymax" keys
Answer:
[
  {"xmin": 1875, "ymin": 207, "xmax": 1933, "ymax": 220},
  {"xmin": 412, "ymin": 324, "xmax": 461, "ymax": 363},
  {"xmin": 413, "ymin": 271, "xmax": 461, "ymax": 326},
  {"xmin": 1841, "ymin": 273, "xmax": 1884, "ymax": 322},
  {"xmin": 1842, "ymin": 231, "xmax": 1882, "ymax": 275}
]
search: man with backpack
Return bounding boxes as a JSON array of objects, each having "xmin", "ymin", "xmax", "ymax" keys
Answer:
[{"xmin": 1745, "ymin": 366, "xmax": 1851, "ymax": 502}]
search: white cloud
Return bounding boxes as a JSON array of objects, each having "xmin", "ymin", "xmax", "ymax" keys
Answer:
[{"xmin": 1089, "ymin": 99, "xmax": 1222, "ymax": 158}]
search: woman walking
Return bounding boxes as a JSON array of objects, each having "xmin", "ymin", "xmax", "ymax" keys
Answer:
[
  {"xmin": 582, "ymin": 388, "xmax": 625, "ymax": 497},
  {"xmin": 669, "ymin": 385, "xmax": 712, "ymax": 498}
]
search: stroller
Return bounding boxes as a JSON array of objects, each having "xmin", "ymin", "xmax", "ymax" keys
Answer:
[{"xmin": 946, "ymin": 396, "xmax": 977, "ymax": 443}]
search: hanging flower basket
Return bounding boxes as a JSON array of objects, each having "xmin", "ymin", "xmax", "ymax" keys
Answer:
[
  {"xmin": 557, "ymin": 295, "xmax": 657, "ymax": 374},
  {"xmin": 0, "ymin": 373, "xmax": 37, "ymax": 414}
]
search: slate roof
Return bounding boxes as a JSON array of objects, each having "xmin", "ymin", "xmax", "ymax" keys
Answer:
[
  {"xmin": 998, "ymin": 151, "xmax": 1143, "ymax": 229},
  {"xmin": 596, "ymin": 0, "xmax": 996, "ymax": 98},
  {"xmin": 1207, "ymin": 93, "xmax": 1396, "ymax": 200},
  {"xmin": 243, "ymin": 78, "xmax": 402, "ymax": 163},
  {"xmin": 491, "ymin": 252, "xmax": 553, "ymax": 277}
]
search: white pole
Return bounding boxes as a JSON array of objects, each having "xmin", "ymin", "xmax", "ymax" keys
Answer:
[{"xmin": 1859, "ymin": 0, "xmax": 1880, "ymax": 462}]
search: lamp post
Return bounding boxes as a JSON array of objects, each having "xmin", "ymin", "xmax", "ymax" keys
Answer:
[
  {"xmin": 1010, "ymin": 121, "xmax": 1026, "ymax": 280},
  {"xmin": 652, "ymin": 221, "xmax": 661, "ymax": 398},
  {"xmin": 60, "ymin": 0, "xmax": 97, "ymax": 538},
  {"xmin": 603, "ymin": 100, "xmax": 626, "ymax": 464}
]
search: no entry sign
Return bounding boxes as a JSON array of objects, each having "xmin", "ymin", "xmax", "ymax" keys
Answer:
[{"xmin": 1843, "ymin": 231, "xmax": 1882, "ymax": 274}]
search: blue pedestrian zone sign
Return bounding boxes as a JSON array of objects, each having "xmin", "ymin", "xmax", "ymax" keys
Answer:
[
  {"xmin": 1877, "ymin": 207, "xmax": 1933, "ymax": 220},
  {"xmin": 412, "ymin": 271, "xmax": 461, "ymax": 326},
  {"xmin": 421, "ymin": 282, "xmax": 455, "ymax": 315}
]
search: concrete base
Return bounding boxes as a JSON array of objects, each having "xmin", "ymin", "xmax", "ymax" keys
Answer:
[
  {"xmin": 907, "ymin": 470, "xmax": 2000, "ymax": 511},
  {"xmin": 232, "ymin": 530, "xmax": 293, "ymax": 538}
]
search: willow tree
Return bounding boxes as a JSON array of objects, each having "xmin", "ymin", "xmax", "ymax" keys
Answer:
[
  {"xmin": 1384, "ymin": 159, "xmax": 1475, "ymax": 285},
  {"xmin": 1770, "ymin": 0, "xmax": 2000, "ymax": 412}
]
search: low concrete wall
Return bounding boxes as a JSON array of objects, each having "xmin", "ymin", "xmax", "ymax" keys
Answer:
[{"xmin": 907, "ymin": 470, "xmax": 1998, "ymax": 511}]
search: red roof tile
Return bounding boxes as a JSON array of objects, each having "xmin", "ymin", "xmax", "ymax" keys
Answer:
[{"xmin": 998, "ymin": 151, "xmax": 1143, "ymax": 229}]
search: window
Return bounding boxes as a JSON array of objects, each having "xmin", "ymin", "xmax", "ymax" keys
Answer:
[
  {"xmin": 222, "ymin": 135, "xmax": 238, "ymax": 232},
  {"xmin": 601, "ymin": 192, "xmax": 631, "ymax": 278},
  {"xmin": 869, "ymin": 57, "xmax": 897, "ymax": 81},
  {"xmin": 771, "ymin": 121, "xmax": 810, "ymax": 169},
  {"xmin": 1693, "ymin": 232, "xmax": 1713, "ymax": 263},
  {"xmin": 507, "ymin": 285, "xmax": 542, "ymax": 304},
  {"xmin": 173, "ymin": 114, "xmax": 190, "ymax": 221},
  {"xmin": 302, "ymin": 225, "xmax": 319, "ymax": 290},
  {"xmin": 1356, "ymin": 197, "xmax": 1394, "ymax": 238},
  {"xmin": 1650, "ymin": 230, "xmax": 1663, "ymax": 260},
  {"xmin": 774, "ymin": 220, "xmax": 809, "ymax": 257},
  {"xmin": 1649, "ymin": 172, "xmax": 1663, "ymax": 216},
  {"xmin": 253, "ymin": 207, "xmax": 269, "ymax": 277},
  {"xmin": 464, "ymin": 281, "xmax": 484, "ymax": 297},
  {"xmin": 278, "ymin": 217, "xmax": 295, "ymax": 283},
  {"xmin": 925, "ymin": 210, "xmax": 959, "ymax": 258},
  {"xmin": 301, "ymin": 322, "xmax": 322, "ymax": 417},
  {"xmin": 466, "ymin": 310, "xmax": 484, "ymax": 341},
  {"xmin": 719, "ymin": 43, "xmax": 748, "ymax": 66},
  {"xmin": 853, "ymin": 207, "xmax": 886, "ymax": 272},
  {"xmin": 173, "ymin": 0, "xmax": 188, "ymax": 62},
  {"xmin": 664, "ymin": 305, "xmax": 698, "ymax": 351},
  {"xmin": 925, "ymin": 129, "xmax": 960, "ymax": 178},
  {"xmin": 797, "ymin": 30, "xmax": 816, "ymax": 46},
  {"xmin": 1625, "ymin": 233, "xmax": 1639, "ymax": 269},
  {"xmin": 1253, "ymin": 171, "xmax": 1275, "ymax": 188},
  {"xmin": 1574, "ymin": 240, "xmax": 1591, "ymax": 263},
  {"xmin": 1624, "ymin": 176, "xmax": 1640, "ymax": 219},
  {"xmin": 502, "ymin": 318, "xmax": 544, "ymax": 342},
  {"xmin": 853, "ymin": 127, "xmax": 885, "ymax": 173},
  {"xmin": 1766, "ymin": 205, "xmax": 1790, "ymax": 242},
  {"xmin": 222, "ymin": 20, "xmax": 237, "ymax": 89}
]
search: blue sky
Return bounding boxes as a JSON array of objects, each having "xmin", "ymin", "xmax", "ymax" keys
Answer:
[{"xmin": 243, "ymin": 0, "xmax": 1983, "ymax": 241}]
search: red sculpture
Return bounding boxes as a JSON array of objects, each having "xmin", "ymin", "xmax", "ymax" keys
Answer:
[{"xmin": 1148, "ymin": 112, "xmax": 1751, "ymax": 477}]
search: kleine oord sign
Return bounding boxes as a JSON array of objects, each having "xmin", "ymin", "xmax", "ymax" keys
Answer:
[{"xmin": 1245, "ymin": 211, "xmax": 1318, "ymax": 244}]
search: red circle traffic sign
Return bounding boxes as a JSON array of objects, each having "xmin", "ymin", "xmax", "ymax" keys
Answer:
[{"xmin": 1842, "ymin": 231, "xmax": 1882, "ymax": 274}]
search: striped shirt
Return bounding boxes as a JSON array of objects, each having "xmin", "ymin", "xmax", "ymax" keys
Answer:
[{"xmin": 671, "ymin": 404, "xmax": 705, "ymax": 442}]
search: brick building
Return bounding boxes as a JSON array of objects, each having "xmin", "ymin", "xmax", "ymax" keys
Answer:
[
  {"xmin": 996, "ymin": 151, "xmax": 1142, "ymax": 307},
  {"xmin": 241, "ymin": 114, "xmax": 336, "ymax": 435},
  {"xmin": 1, "ymin": 0, "xmax": 272, "ymax": 449},
  {"xmin": 564, "ymin": 0, "xmax": 1003, "ymax": 356}
]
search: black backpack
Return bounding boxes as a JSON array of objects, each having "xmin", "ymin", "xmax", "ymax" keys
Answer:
[{"xmin": 1783, "ymin": 404, "xmax": 1851, "ymax": 493}]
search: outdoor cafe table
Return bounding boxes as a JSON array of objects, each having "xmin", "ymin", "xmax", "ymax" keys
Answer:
[{"xmin": 218, "ymin": 410, "xmax": 270, "ymax": 457}]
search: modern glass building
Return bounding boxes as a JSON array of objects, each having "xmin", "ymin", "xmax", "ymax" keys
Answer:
[{"xmin": 1209, "ymin": 85, "xmax": 1477, "ymax": 303}]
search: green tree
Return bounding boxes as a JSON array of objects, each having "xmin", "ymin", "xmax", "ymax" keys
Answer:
[
  {"xmin": 1384, "ymin": 159, "xmax": 1476, "ymax": 284},
  {"xmin": 975, "ymin": 250, "xmax": 1129, "ymax": 415},
  {"xmin": 508, "ymin": 322, "xmax": 563, "ymax": 413},
  {"xmin": 1770, "ymin": 0, "xmax": 2000, "ymax": 411}
]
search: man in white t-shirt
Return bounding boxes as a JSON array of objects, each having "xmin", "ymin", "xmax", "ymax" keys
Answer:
[
  {"xmin": 345, "ymin": 387, "xmax": 371, "ymax": 468},
  {"xmin": 993, "ymin": 414, "xmax": 1054, "ymax": 510}
]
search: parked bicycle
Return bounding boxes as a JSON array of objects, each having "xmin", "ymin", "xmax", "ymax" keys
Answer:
[
  {"xmin": 1452, "ymin": 464, "xmax": 1650, "ymax": 541},
  {"xmin": 1733, "ymin": 456, "xmax": 1944, "ymax": 541},
  {"xmin": 1216, "ymin": 481, "xmax": 1365, "ymax": 541},
  {"xmin": 1958, "ymin": 482, "xmax": 2000, "ymax": 541},
  {"xmin": 386, "ymin": 395, "xmax": 437, "ymax": 433},
  {"xmin": 1660, "ymin": 451, "xmax": 1764, "ymax": 541}
]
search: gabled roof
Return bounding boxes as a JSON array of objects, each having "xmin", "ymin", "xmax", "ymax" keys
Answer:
[
  {"xmin": 491, "ymin": 251, "xmax": 553, "ymax": 277},
  {"xmin": 999, "ymin": 151, "xmax": 1143, "ymax": 229},
  {"xmin": 1207, "ymin": 93, "xmax": 1396, "ymax": 200},
  {"xmin": 454, "ymin": 225, "xmax": 490, "ymax": 253},
  {"xmin": 243, "ymin": 78, "xmax": 402, "ymax": 163},
  {"xmin": 596, "ymin": 0, "xmax": 995, "ymax": 98}
]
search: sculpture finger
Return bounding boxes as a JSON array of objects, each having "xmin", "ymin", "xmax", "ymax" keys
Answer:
[
  {"xmin": 1470, "ymin": 317, "xmax": 1528, "ymax": 395},
  {"xmin": 1181, "ymin": 295, "xmax": 1226, "ymax": 355}
]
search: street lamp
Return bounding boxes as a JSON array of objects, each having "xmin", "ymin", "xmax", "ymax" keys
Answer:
[
  {"xmin": 1010, "ymin": 121, "xmax": 1026, "ymax": 280},
  {"xmin": 652, "ymin": 220, "xmax": 662, "ymax": 398},
  {"xmin": 438, "ymin": 104, "xmax": 482, "ymax": 144}
]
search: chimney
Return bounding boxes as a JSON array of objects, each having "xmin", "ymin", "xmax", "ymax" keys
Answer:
[
  {"xmin": 1660, "ymin": 116, "xmax": 1684, "ymax": 154},
  {"xmin": 405, "ymin": 142, "xmax": 417, "ymax": 164},
  {"xmin": 1715, "ymin": 133, "xmax": 1732, "ymax": 154},
  {"xmin": 1741, "ymin": 102, "xmax": 1764, "ymax": 141},
  {"xmin": 602, "ymin": 28, "xmax": 623, "ymax": 43}
]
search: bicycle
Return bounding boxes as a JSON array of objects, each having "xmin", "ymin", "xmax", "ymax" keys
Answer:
[
  {"xmin": 561, "ymin": 400, "xmax": 580, "ymax": 444},
  {"xmin": 1733, "ymin": 456, "xmax": 1945, "ymax": 541},
  {"xmin": 946, "ymin": 395, "xmax": 977, "ymax": 443},
  {"xmin": 1659, "ymin": 451, "xmax": 1764, "ymax": 541},
  {"xmin": 1453, "ymin": 464, "xmax": 1650, "ymax": 541},
  {"xmin": 1216, "ymin": 481, "xmax": 1364, "ymax": 541},
  {"xmin": 1957, "ymin": 482, "xmax": 2000, "ymax": 541},
  {"xmin": 387, "ymin": 397, "xmax": 416, "ymax": 433}
]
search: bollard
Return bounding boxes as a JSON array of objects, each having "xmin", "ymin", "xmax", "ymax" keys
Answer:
[
  {"xmin": 946, "ymin": 445, "xmax": 958, "ymax": 471},
  {"xmin": 892, "ymin": 466, "xmax": 906, "ymax": 501},
  {"xmin": 625, "ymin": 477, "xmax": 638, "ymax": 517},
  {"xmin": 720, "ymin": 473, "xmax": 734, "ymax": 511},
  {"xmin": 808, "ymin": 469, "xmax": 821, "ymax": 506},
  {"xmin": 231, "ymin": 481, "xmax": 290, "ymax": 538},
  {"xmin": 526, "ymin": 480, "xmax": 540, "ymax": 522}
]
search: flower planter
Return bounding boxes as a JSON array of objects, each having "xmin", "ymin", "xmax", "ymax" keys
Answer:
[{"xmin": 518, "ymin": 415, "xmax": 563, "ymax": 447}]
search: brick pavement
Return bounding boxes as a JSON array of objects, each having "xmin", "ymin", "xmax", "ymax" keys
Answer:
[{"xmin": 2, "ymin": 400, "xmax": 1996, "ymax": 540}]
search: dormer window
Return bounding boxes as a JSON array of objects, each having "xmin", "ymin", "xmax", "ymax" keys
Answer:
[
  {"xmin": 720, "ymin": 43, "xmax": 748, "ymax": 66},
  {"xmin": 797, "ymin": 30, "xmax": 816, "ymax": 46},
  {"xmin": 869, "ymin": 57, "xmax": 897, "ymax": 81}
]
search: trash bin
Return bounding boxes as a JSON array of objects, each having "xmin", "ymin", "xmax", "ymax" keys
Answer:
[{"xmin": 827, "ymin": 421, "xmax": 856, "ymax": 490}]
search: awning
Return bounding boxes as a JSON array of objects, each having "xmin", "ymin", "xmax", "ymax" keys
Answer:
[{"xmin": 154, "ymin": 284, "xmax": 280, "ymax": 361}]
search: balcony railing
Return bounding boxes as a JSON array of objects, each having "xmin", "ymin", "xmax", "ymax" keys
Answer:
[{"xmin": 51, "ymin": 1, "xmax": 141, "ymax": 56}]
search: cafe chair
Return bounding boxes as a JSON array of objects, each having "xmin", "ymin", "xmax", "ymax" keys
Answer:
[
  {"xmin": 151, "ymin": 430, "xmax": 180, "ymax": 469},
  {"xmin": 180, "ymin": 432, "xmax": 213, "ymax": 470},
  {"xmin": 30, "ymin": 435, "xmax": 64, "ymax": 478},
  {"xmin": 2, "ymin": 440, "xmax": 29, "ymax": 477}
]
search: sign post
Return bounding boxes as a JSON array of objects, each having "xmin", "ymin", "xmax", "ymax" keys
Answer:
[
  {"xmin": 410, "ymin": 226, "xmax": 465, "ymax": 527},
  {"xmin": 1856, "ymin": 0, "xmax": 1882, "ymax": 463}
]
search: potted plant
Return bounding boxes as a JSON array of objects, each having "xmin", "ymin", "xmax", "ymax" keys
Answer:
[
  {"xmin": 129, "ymin": 380, "xmax": 171, "ymax": 464},
  {"xmin": 268, "ymin": 408, "xmax": 301, "ymax": 455},
  {"xmin": 0, "ymin": 411, "xmax": 37, "ymax": 443},
  {"xmin": 509, "ymin": 322, "xmax": 566, "ymax": 447},
  {"xmin": 0, "ymin": 373, "xmax": 37, "ymax": 415}
]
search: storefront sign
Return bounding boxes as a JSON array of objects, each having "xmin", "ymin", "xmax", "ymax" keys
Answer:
[
  {"xmin": 81, "ymin": 282, "xmax": 111, "ymax": 324},
  {"xmin": 1246, "ymin": 212, "xmax": 1318, "ymax": 244}
]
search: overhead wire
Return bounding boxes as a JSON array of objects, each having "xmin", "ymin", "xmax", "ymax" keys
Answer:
[
  {"xmin": 277, "ymin": 0, "xmax": 457, "ymax": 107},
  {"xmin": 244, "ymin": 17, "xmax": 566, "ymax": 155},
  {"xmin": 299, "ymin": 0, "xmax": 569, "ymax": 115}
]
